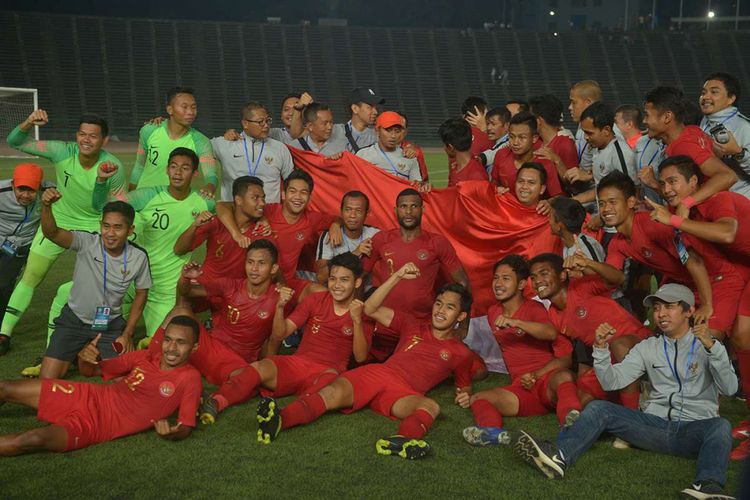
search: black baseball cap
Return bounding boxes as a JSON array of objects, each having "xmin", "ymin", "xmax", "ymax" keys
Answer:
[{"xmin": 349, "ymin": 87, "xmax": 385, "ymax": 106}]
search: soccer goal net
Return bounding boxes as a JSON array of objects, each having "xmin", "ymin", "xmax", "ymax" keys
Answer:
[{"xmin": 0, "ymin": 87, "xmax": 38, "ymax": 147}]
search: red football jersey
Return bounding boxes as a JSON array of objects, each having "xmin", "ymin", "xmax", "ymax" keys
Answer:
[
  {"xmin": 665, "ymin": 125, "xmax": 714, "ymax": 166},
  {"xmin": 470, "ymin": 126, "xmax": 494, "ymax": 156},
  {"xmin": 693, "ymin": 191, "xmax": 750, "ymax": 268},
  {"xmin": 264, "ymin": 203, "xmax": 333, "ymax": 283},
  {"xmin": 548, "ymin": 135, "xmax": 578, "ymax": 170},
  {"xmin": 383, "ymin": 311, "xmax": 474, "ymax": 394},
  {"xmin": 547, "ymin": 276, "xmax": 651, "ymax": 346},
  {"xmin": 287, "ymin": 291, "xmax": 374, "ymax": 372},
  {"xmin": 606, "ymin": 212, "xmax": 736, "ymax": 284},
  {"xmin": 487, "ymin": 300, "xmax": 572, "ymax": 380},
  {"xmin": 490, "ymin": 144, "xmax": 564, "ymax": 197},
  {"xmin": 448, "ymin": 157, "xmax": 488, "ymax": 187},
  {"xmin": 191, "ymin": 217, "xmax": 274, "ymax": 281},
  {"xmin": 364, "ymin": 229, "xmax": 463, "ymax": 319},
  {"xmin": 38, "ymin": 350, "xmax": 201, "ymax": 445},
  {"xmin": 199, "ymin": 276, "xmax": 278, "ymax": 362}
]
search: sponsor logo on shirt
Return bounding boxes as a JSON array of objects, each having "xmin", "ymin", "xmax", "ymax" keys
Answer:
[
  {"xmin": 341, "ymin": 325, "xmax": 353, "ymax": 336},
  {"xmin": 439, "ymin": 349, "xmax": 452, "ymax": 361},
  {"xmin": 575, "ymin": 306, "xmax": 587, "ymax": 318},
  {"xmin": 384, "ymin": 251, "xmax": 395, "ymax": 257},
  {"xmin": 257, "ymin": 310, "xmax": 269, "ymax": 319},
  {"xmin": 417, "ymin": 249, "xmax": 429, "ymax": 261},
  {"xmin": 159, "ymin": 381, "xmax": 176, "ymax": 398}
]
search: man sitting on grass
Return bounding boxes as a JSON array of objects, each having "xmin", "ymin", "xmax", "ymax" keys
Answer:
[{"xmin": 511, "ymin": 283, "xmax": 736, "ymax": 500}]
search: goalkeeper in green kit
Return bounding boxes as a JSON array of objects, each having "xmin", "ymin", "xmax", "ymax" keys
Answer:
[{"xmin": 0, "ymin": 110, "xmax": 126, "ymax": 356}]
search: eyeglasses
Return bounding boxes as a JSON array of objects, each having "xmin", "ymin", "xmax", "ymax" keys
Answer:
[{"xmin": 244, "ymin": 117, "xmax": 273, "ymax": 126}]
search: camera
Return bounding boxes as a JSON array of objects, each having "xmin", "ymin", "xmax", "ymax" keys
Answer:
[{"xmin": 710, "ymin": 123, "xmax": 731, "ymax": 144}]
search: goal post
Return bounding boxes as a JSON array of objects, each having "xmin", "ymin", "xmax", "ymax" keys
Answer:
[{"xmin": 0, "ymin": 87, "xmax": 38, "ymax": 141}]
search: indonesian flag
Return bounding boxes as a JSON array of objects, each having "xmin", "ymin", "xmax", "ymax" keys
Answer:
[{"xmin": 290, "ymin": 149, "xmax": 561, "ymax": 316}]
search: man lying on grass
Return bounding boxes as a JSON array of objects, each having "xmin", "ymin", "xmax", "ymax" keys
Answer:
[
  {"xmin": 511, "ymin": 283, "xmax": 737, "ymax": 500},
  {"xmin": 0, "ymin": 315, "xmax": 201, "ymax": 455}
]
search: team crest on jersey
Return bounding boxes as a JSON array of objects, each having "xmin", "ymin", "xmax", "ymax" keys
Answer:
[
  {"xmin": 397, "ymin": 162, "xmax": 407, "ymax": 171},
  {"xmin": 598, "ymin": 164, "xmax": 606, "ymax": 174},
  {"xmin": 296, "ymin": 232, "xmax": 305, "ymax": 241},
  {"xmin": 159, "ymin": 381, "xmax": 176, "ymax": 398},
  {"xmin": 439, "ymin": 349, "xmax": 451, "ymax": 361},
  {"xmin": 641, "ymin": 247, "xmax": 653, "ymax": 259},
  {"xmin": 257, "ymin": 310, "xmax": 269, "ymax": 319},
  {"xmin": 689, "ymin": 361, "xmax": 699, "ymax": 376},
  {"xmin": 514, "ymin": 328, "xmax": 525, "ymax": 337},
  {"xmin": 575, "ymin": 306, "xmax": 587, "ymax": 318},
  {"xmin": 341, "ymin": 326, "xmax": 353, "ymax": 336},
  {"xmin": 417, "ymin": 249, "xmax": 429, "ymax": 261},
  {"xmin": 264, "ymin": 156, "xmax": 274, "ymax": 164}
]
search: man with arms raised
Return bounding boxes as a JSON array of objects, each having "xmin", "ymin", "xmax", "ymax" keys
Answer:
[
  {"xmin": 512, "ymin": 284, "xmax": 736, "ymax": 500},
  {"xmin": 460, "ymin": 255, "xmax": 581, "ymax": 447},
  {"xmin": 257, "ymin": 264, "xmax": 474, "ymax": 461},
  {"xmin": 0, "ymin": 314, "xmax": 202, "ymax": 455},
  {"xmin": 363, "ymin": 188, "xmax": 469, "ymax": 360},
  {"xmin": 1, "ymin": 111, "xmax": 125, "ymax": 354},
  {"xmin": 130, "ymin": 87, "xmax": 217, "ymax": 194}
]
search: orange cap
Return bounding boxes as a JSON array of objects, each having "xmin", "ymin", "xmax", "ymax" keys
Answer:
[
  {"xmin": 376, "ymin": 111, "xmax": 406, "ymax": 129},
  {"xmin": 12, "ymin": 163, "xmax": 43, "ymax": 190}
]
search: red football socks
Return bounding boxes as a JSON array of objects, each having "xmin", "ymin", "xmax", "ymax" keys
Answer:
[
  {"xmin": 555, "ymin": 381, "xmax": 582, "ymax": 424},
  {"xmin": 213, "ymin": 367, "xmax": 262, "ymax": 412},
  {"xmin": 397, "ymin": 408, "xmax": 435, "ymax": 439},
  {"xmin": 280, "ymin": 393, "xmax": 328, "ymax": 430},
  {"xmin": 470, "ymin": 398, "xmax": 503, "ymax": 428}
]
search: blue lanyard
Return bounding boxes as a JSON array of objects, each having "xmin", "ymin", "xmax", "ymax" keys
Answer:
[
  {"xmin": 576, "ymin": 138, "xmax": 588, "ymax": 163},
  {"xmin": 12, "ymin": 201, "xmax": 35, "ymax": 236},
  {"xmin": 102, "ymin": 241, "xmax": 128, "ymax": 300},
  {"xmin": 662, "ymin": 336, "xmax": 697, "ymax": 388},
  {"xmin": 638, "ymin": 138, "xmax": 665, "ymax": 168},
  {"xmin": 702, "ymin": 110, "xmax": 739, "ymax": 132},
  {"xmin": 342, "ymin": 231, "xmax": 364, "ymax": 251},
  {"xmin": 242, "ymin": 135, "xmax": 265, "ymax": 177},
  {"xmin": 378, "ymin": 145, "xmax": 409, "ymax": 179}
]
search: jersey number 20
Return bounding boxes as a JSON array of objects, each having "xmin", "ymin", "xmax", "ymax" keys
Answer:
[{"xmin": 151, "ymin": 212, "xmax": 170, "ymax": 230}]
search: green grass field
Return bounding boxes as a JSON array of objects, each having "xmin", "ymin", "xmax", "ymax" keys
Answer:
[{"xmin": 0, "ymin": 152, "xmax": 745, "ymax": 499}]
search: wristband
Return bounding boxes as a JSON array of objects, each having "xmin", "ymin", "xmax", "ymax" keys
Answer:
[
  {"xmin": 681, "ymin": 196, "xmax": 696, "ymax": 209},
  {"xmin": 670, "ymin": 215, "xmax": 684, "ymax": 229}
]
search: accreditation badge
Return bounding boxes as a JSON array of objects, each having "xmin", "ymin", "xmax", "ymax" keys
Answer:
[{"xmin": 92, "ymin": 306, "xmax": 111, "ymax": 331}]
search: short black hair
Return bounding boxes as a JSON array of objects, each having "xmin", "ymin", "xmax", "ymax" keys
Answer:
[
  {"xmin": 509, "ymin": 111, "xmax": 538, "ymax": 135},
  {"xmin": 303, "ymin": 103, "xmax": 331, "ymax": 125},
  {"xmin": 529, "ymin": 94, "xmax": 564, "ymax": 127},
  {"xmin": 550, "ymin": 197, "xmax": 586, "ymax": 233},
  {"xmin": 597, "ymin": 170, "xmax": 637, "ymax": 199},
  {"xmin": 102, "ymin": 201, "xmax": 135, "ymax": 226},
  {"xmin": 328, "ymin": 251, "xmax": 364, "ymax": 279},
  {"xmin": 285, "ymin": 169, "xmax": 314, "ymax": 193},
  {"xmin": 461, "ymin": 96, "xmax": 488, "ymax": 116},
  {"xmin": 396, "ymin": 188, "xmax": 422, "ymax": 205},
  {"xmin": 233, "ymin": 175, "xmax": 265, "ymax": 198},
  {"xmin": 704, "ymin": 72, "xmax": 741, "ymax": 105},
  {"xmin": 281, "ymin": 93, "xmax": 302, "ymax": 108},
  {"xmin": 518, "ymin": 161, "xmax": 547, "ymax": 186},
  {"xmin": 615, "ymin": 104, "xmax": 643, "ymax": 128},
  {"xmin": 168, "ymin": 147, "xmax": 199, "ymax": 170},
  {"xmin": 246, "ymin": 238, "xmax": 279, "ymax": 264},
  {"xmin": 657, "ymin": 155, "xmax": 701, "ymax": 184},
  {"xmin": 438, "ymin": 118, "xmax": 472, "ymax": 152},
  {"xmin": 580, "ymin": 101, "xmax": 614, "ymax": 130},
  {"xmin": 493, "ymin": 254, "xmax": 529, "ymax": 280},
  {"xmin": 79, "ymin": 114, "xmax": 109, "ymax": 137},
  {"xmin": 240, "ymin": 101, "xmax": 268, "ymax": 121},
  {"xmin": 341, "ymin": 190, "xmax": 370, "ymax": 212},
  {"xmin": 166, "ymin": 86, "xmax": 195, "ymax": 106},
  {"xmin": 436, "ymin": 283, "xmax": 473, "ymax": 314},
  {"xmin": 506, "ymin": 100, "xmax": 530, "ymax": 113},
  {"xmin": 644, "ymin": 86, "xmax": 687, "ymax": 123},
  {"xmin": 487, "ymin": 106, "xmax": 511, "ymax": 123},
  {"xmin": 167, "ymin": 315, "xmax": 200, "ymax": 343},
  {"xmin": 529, "ymin": 252, "xmax": 564, "ymax": 275}
]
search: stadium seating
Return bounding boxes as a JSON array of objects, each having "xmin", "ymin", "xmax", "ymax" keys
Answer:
[{"xmin": 2, "ymin": 10, "xmax": 750, "ymax": 143}]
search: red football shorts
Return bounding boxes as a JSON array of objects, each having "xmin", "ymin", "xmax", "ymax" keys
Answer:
[
  {"xmin": 503, "ymin": 369, "xmax": 559, "ymax": 417},
  {"xmin": 260, "ymin": 355, "xmax": 335, "ymax": 397},
  {"xmin": 703, "ymin": 273, "xmax": 744, "ymax": 334},
  {"xmin": 341, "ymin": 364, "xmax": 420, "ymax": 419},
  {"xmin": 37, "ymin": 380, "xmax": 102, "ymax": 451},
  {"xmin": 187, "ymin": 332, "xmax": 248, "ymax": 386},
  {"xmin": 738, "ymin": 280, "xmax": 750, "ymax": 318}
]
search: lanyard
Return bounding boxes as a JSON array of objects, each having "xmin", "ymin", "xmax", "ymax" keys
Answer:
[
  {"xmin": 11, "ymin": 201, "xmax": 35, "ymax": 236},
  {"xmin": 638, "ymin": 138, "xmax": 665, "ymax": 168},
  {"xmin": 102, "ymin": 241, "xmax": 128, "ymax": 299},
  {"xmin": 662, "ymin": 336, "xmax": 697, "ymax": 388},
  {"xmin": 342, "ymin": 231, "xmax": 364, "ymax": 251},
  {"xmin": 242, "ymin": 135, "xmax": 265, "ymax": 177},
  {"xmin": 702, "ymin": 109, "xmax": 739, "ymax": 132},
  {"xmin": 576, "ymin": 138, "xmax": 587, "ymax": 163},
  {"xmin": 378, "ymin": 146, "xmax": 409, "ymax": 179}
]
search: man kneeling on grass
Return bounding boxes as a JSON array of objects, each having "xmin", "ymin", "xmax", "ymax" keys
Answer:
[
  {"xmin": 512, "ymin": 283, "xmax": 736, "ymax": 500},
  {"xmin": 0, "ymin": 315, "xmax": 201, "ymax": 455},
  {"xmin": 256, "ymin": 263, "xmax": 476, "ymax": 460}
]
